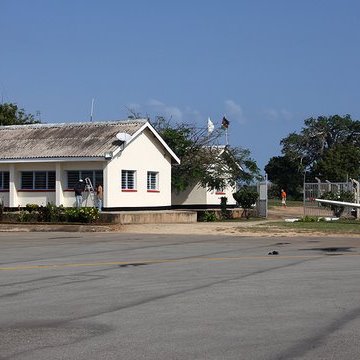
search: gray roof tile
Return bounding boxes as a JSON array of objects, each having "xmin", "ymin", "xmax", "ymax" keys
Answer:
[{"xmin": 0, "ymin": 120, "xmax": 147, "ymax": 160}]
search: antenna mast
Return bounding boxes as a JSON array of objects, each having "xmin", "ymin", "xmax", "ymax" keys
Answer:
[{"xmin": 90, "ymin": 98, "xmax": 95, "ymax": 122}]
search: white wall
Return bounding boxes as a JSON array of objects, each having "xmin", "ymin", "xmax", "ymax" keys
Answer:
[
  {"xmin": 0, "ymin": 192, "xmax": 9, "ymax": 207},
  {"xmin": 61, "ymin": 161, "xmax": 104, "ymax": 207},
  {"xmin": 171, "ymin": 183, "xmax": 207, "ymax": 206},
  {"xmin": 105, "ymin": 129, "xmax": 172, "ymax": 208},
  {"xmin": 206, "ymin": 185, "xmax": 237, "ymax": 206},
  {"xmin": 172, "ymin": 183, "xmax": 237, "ymax": 207},
  {"xmin": 0, "ymin": 164, "xmax": 9, "ymax": 207},
  {"xmin": 0, "ymin": 162, "xmax": 104, "ymax": 207},
  {"xmin": 0, "ymin": 163, "xmax": 57, "ymax": 207}
]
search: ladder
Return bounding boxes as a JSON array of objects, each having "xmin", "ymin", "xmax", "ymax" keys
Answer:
[{"xmin": 84, "ymin": 177, "xmax": 96, "ymax": 207}]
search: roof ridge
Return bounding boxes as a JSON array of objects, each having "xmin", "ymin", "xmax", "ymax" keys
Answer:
[{"xmin": 0, "ymin": 119, "xmax": 148, "ymax": 129}]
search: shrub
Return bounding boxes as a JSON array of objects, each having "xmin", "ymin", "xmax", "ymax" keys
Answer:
[
  {"xmin": 233, "ymin": 187, "xmax": 259, "ymax": 219},
  {"xmin": 37, "ymin": 203, "xmax": 66, "ymax": 222},
  {"xmin": 65, "ymin": 207, "xmax": 99, "ymax": 223},
  {"xmin": 298, "ymin": 216, "xmax": 318, "ymax": 222},
  {"xmin": 200, "ymin": 211, "xmax": 217, "ymax": 222},
  {"xmin": 320, "ymin": 190, "xmax": 355, "ymax": 217},
  {"xmin": 17, "ymin": 210, "xmax": 37, "ymax": 222},
  {"xmin": 25, "ymin": 203, "xmax": 39, "ymax": 213},
  {"xmin": 220, "ymin": 196, "xmax": 229, "ymax": 219}
]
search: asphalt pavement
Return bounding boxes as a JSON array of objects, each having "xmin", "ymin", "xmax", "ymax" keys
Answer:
[{"xmin": 1, "ymin": 232, "xmax": 360, "ymax": 359}]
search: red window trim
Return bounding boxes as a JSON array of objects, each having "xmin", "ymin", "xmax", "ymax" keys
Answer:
[
  {"xmin": 215, "ymin": 191, "xmax": 226, "ymax": 195},
  {"xmin": 147, "ymin": 190, "xmax": 160, "ymax": 193},
  {"xmin": 121, "ymin": 189, "xmax": 137, "ymax": 192}
]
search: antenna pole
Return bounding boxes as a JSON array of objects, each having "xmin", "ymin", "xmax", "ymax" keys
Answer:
[{"xmin": 90, "ymin": 98, "xmax": 95, "ymax": 122}]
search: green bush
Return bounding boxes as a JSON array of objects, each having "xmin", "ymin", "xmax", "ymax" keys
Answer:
[
  {"xmin": 25, "ymin": 203, "xmax": 39, "ymax": 213},
  {"xmin": 17, "ymin": 204, "xmax": 99, "ymax": 223},
  {"xmin": 320, "ymin": 190, "xmax": 355, "ymax": 217},
  {"xmin": 220, "ymin": 196, "xmax": 229, "ymax": 219},
  {"xmin": 65, "ymin": 207, "xmax": 99, "ymax": 223},
  {"xmin": 17, "ymin": 210, "xmax": 37, "ymax": 222},
  {"xmin": 233, "ymin": 187, "xmax": 258, "ymax": 219},
  {"xmin": 298, "ymin": 216, "xmax": 318, "ymax": 222},
  {"xmin": 37, "ymin": 203, "xmax": 66, "ymax": 222},
  {"xmin": 200, "ymin": 211, "xmax": 217, "ymax": 222}
]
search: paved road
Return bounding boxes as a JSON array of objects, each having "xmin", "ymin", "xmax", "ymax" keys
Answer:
[{"xmin": 1, "ymin": 232, "xmax": 360, "ymax": 360}]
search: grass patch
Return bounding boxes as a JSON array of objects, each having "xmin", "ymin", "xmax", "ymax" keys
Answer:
[
  {"xmin": 269, "ymin": 220, "xmax": 360, "ymax": 234},
  {"xmin": 268, "ymin": 200, "xmax": 303, "ymax": 208}
]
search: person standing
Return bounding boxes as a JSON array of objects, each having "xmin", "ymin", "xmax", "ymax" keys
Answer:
[
  {"xmin": 96, "ymin": 184, "xmax": 103, "ymax": 211},
  {"xmin": 281, "ymin": 189, "xmax": 287, "ymax": 208},
  {"xmin": 74, "ymin": 179, "xmax": 85, "ymax": 208}
]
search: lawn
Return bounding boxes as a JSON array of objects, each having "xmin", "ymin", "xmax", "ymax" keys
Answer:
[
  {"xmin": 266, "ymin": 219, "xmax": 360, "ymax": 235},
  {"xmin": 268, "ymin": 199, "xmax": 304, "ymax": 208}
]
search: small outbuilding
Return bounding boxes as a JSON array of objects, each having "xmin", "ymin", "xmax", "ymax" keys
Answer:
[{"xmin": 172, "ymin": 146, "xmax": 239, "ymax": 209}]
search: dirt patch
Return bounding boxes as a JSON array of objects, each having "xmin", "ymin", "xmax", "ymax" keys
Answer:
[
  {"xmin": 268, "ymin": 205, "xmax": 304, "ymax": 219},
  {"xmin": 120, "ymin": 206, "xmax": 358, "ymax": 238}
]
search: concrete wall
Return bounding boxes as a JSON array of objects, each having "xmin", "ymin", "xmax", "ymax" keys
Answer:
[{"xmin": 100, "ymin": 210, "xmax": 197, "ymax": 224}]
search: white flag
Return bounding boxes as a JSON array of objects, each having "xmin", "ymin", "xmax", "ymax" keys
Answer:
[{"xmin": 207, "ymin": 117, "xmax": 214, "ymax": 134}]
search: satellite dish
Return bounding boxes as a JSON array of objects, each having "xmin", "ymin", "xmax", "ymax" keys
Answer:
[{"xmin": 116, "ymin": 132, "xmax": 132, "ymax": 143}]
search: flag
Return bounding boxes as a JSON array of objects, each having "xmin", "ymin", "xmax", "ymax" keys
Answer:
[
  {"xmin": 221, "ymin": 116, "xmax": 229, "ymax": 129},
  {"xmin": 207, "ymin": 117, "xmax": 214, "ymax": 134}
]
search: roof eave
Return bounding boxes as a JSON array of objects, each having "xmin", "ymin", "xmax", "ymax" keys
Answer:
[
  {"xmin": 121, "ymin": 122, "xmax": 180, "ymax": 164},
  {"xmin": 0, "ymin": 156, "xmax": 107, "ymax": 163}
]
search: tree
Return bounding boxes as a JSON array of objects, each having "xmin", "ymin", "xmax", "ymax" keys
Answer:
[
  {"xmin": 280, "ymin": 114, "xmax": 360, "ymax": 176},
  {"xmin": 264, "ymin": 156, "xmax": 304, "ymax": 199},
  {"xmin": 315, "ymin": 143, "xmax": 360, "ymax": 181},
  {"xmin": 154, "ymin": 120, "xmax": 261, "ymax": 192},
  {"xmin": 0, "ymin": 103, "xmax": 39, "ymax": 126},
  {"xmin": 266, "ymin": 114, "xmax": 360, "ymax": 196}
]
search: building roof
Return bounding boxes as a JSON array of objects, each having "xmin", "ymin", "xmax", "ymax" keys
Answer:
[{"xmin": 0, "ymin": 119, "xmax": 164, "ymax": 161}]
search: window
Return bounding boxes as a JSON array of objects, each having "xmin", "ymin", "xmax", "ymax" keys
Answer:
[
  {"xmin": 0, "ymin": 171, "xmax": 9, "ymax": 190},
  {"xmin": 147, "ymin": 171, "xmax": 159, "ymax": 191},
  {"xmin": 215, "ymin": 188, "xmax": 225, "ymax": 195},
  {"xmin": 67, "ymin": 170, "xmax": 103, "ymax": 189},
  {"xmin": 20, "ymin": 171, "xmax": 55, "ymax": 190},
  {"xmin": 121, "ymin": 170, "xmax": 136, "ymax": 190}
]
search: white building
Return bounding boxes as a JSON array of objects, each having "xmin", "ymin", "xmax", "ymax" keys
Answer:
[
  {"xmin": 172, "ymin": 183, "xmax": 237, "ymax": 209},
  {"xmin": 172, "ymin": 146, "xmax": 239, "ymax": 209},
  {"xmin": 0, "ymin": 120, "xmax": 180, "ymax": 210}
]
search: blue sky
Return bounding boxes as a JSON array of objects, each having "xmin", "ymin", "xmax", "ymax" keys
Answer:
[{"xmin": 1, "ymin": 0, "xmax": 360, "ymax": 171}]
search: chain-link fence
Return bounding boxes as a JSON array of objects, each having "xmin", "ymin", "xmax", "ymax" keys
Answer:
[{"xmin": 304, "ymin": 181, "xmax": 354, "ymax": 217}]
